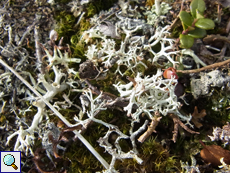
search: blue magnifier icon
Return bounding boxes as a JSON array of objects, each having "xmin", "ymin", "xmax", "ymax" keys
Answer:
[{"xmin": 3, "ymin": 154, "xmax": 18, "ymax": 170}]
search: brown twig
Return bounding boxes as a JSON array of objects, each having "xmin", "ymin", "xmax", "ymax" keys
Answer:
[
  {"xmin": 138, "ymin": 115, "xmax": 162, "ymax": 143},
  {"xmin": 170, "ymin": 114, "xmax": 199, "ymax": 143},
  {"xmin": 126, "ymin": 76, "xmax": 137, "ymax": 87},
  {"xmin": 177, "ymin": 57, "xmax": 230, "ymax": 73},
  {"xmin": 169, "ymin": 0, "xmax": 185, "ymax": 31}
]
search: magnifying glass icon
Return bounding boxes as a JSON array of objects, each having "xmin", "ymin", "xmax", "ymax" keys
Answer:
[{"xmin": 3, "ymin": 154, "xmax": 18, "ymax": 170}]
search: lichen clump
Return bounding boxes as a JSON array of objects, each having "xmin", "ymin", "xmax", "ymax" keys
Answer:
[{"xmin": 1, "ymin": 0, "xmax": 230, "ymax": 172}]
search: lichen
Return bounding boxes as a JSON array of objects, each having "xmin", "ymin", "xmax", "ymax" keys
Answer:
[{"xmin": 1, "ymin": 0, "xmax": 230, "ymax": 172}]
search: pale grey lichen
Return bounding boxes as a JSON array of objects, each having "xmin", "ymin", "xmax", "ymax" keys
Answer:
[
  {"xmin": 215, "ymin": 158, "xmax": 230, "ymax": 173},
  {"xmin": 5, "ymin": 42, "xmax": 81, "ymax": 155},
  {"xmin": 113, "ymin": 70, "xmax": 191, "ymax": 122},
  {"xmin": 144, "ymin": 1, "xmax": 172, "ymax": 25},
  {"xmin": 180, "ymin": 156, "xmax": 200, "ymax": 173},
  {"xmin": 68, "ymin": 0, "xmax": 91, "ymax": 17},
  {"xmin": 74, "ymin": 89, "xmax": 146, "ymax": 172},
  {"xmin": 190, "ymin": 70, "xmax": 230, "ymax": 99},
  {"xmin": 84, "ymin": 23, "xmax": 178, "ymax": 75},
  {"xmin": 43, "ymin": 46, "xmax": 81, "ymax": 74},
  {"xmin": 0, "ymin": 0, "xmax": 205, "ymax": 172},
  {"xmin": 209, "ymin": 122, "xmax": 230, "ymax": 147},
  {"xmin": 84, "ymin": 25, "xmax": 148, "ymax": 75}
]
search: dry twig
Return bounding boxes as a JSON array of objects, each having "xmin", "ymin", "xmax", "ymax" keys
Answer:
[
  {"xmin": 138, "ymin": 115, "xmax": 162, "ymax": 143},
  {"xmin": 170, "ymin": 114, "xmax": 199, "ymax": 143},
  {"xmin": 177, "ymin": 57, "xmax": 230, "ymax": 74}
]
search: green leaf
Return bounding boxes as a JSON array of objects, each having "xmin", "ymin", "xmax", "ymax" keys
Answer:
[
  {"xmin": 188, "ymin": 27, "xmax": 206, "ymax": 38},
  {"xmin": 180, "ymin": 34, "xmax": 194, "ymax": 49},
  {"xmin": 190, "ymin": 0, "xmax": 206, "ymax": 18},
  {"xmin": 179, "ymin": 11, "xmax": 193, "ymax": 28},
  {"xmin": 195, "ymin": 18, "xmax": 215, "ymax": 30},
  {"xmin": 196, "ymin": 9, "xmax": 204, "ymax": 19},
  {"xmin": 187, "ymin": 26, "xmax": 195, "ymax": 31}
]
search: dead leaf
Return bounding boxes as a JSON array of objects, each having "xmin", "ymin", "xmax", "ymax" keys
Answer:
[
  {"xmin": 191, "ymin": 106, "xmax": 206, "ymax": 128},
  {"xmin": 200, "ymin": 141, "xmax": 230, "ymax": 167}
]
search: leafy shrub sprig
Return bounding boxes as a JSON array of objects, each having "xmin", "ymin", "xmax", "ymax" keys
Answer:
[{"xmin": 179, "ymin": 0, "xmax": 215, "ymax": 48}]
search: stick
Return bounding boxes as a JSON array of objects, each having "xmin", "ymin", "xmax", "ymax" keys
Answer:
[{"xmin": 177, "ymin": 57, "xmax": 230, "ymax": 73}]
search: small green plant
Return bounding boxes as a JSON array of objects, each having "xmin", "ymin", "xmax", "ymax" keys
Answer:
[{"xmin": 179, "ymin": 0, "xmax": 215, "ymax": 48}]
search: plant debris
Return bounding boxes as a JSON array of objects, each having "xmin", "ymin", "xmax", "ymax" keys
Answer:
[{"xmin": 200, "ymin": 141, "xmax": 230, "ymax": 167}]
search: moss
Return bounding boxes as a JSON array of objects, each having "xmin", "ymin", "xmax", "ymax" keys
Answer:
[
  {"xmin": 62, "ymin": 105, "xmax": 133, "ymax": 172},
  {"xmin": 0, "ymin": 114, "xmax": 6, "ymax": 124},
  {"xmin": 123, "ymin": 63, "xmax": 147, "ymax": 77},
  {"xmin": 96, "ymin": 110, "xmax": 116, "ymax": 123},
  {"xmin": 70, "ymin": 20, "xmax": 89, "ymax": 60},
  {"xmin": 66, "ymin": 144, "xmax": 104, "ymax": 172},
  {"xmin": 113, "ymin": 137, "xmax": 180, "ymax": 172},
  {"xmin": 88, "ymin": 0, "xmax": 118, "ymax": 16},
  {"xmin": 71, "ymin": 40, "xmax": 87, "ymax": 60},
  {"xmin": 141, "ymin": 137, "xmax": 179, "ymax": 172},
  {"xmin": 54, "ymin": 0, "xmax": 118, "ymax": 41},
  {"xmin": 170, "ymin": 25, "xmax": 183, "ymax": 38},
  {"xmin": 86, "ymin": 3, "xmax": 98, "ymax": 17},
  {"xmin": 200, "ymin": 88, "xmax": 230, "ymax": 126},
  {"xmin": 55, "ymin": 11, "xmax": 77, "ymax": 40},
  {"xmin": 117, "ymin": 115, "xmax": 131, "ymax": 135},
  {"xmin": 89, "ymin": 71, "xmax": 119, "ymax": 94},
  {"xmin": 123, "ymin": 69, "xmax": 133, "ymax": 77},
  {"xmin": 65, "ymin": 122, "xmax": 112, "ymax": 172}
]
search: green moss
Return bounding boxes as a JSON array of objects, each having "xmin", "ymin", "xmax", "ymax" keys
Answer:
[
  {"xmin": 77, "ymin": 19, "xmax": 91, "ymax": 33},
  {"xmin": 65, "ymin": 122, "xmax": 112, "ymax": 172},
  {"xmin": 86, "ymin": 3, "xmax": 98, "ymax": 17},
  {"xmin": 66, "ymin": 143, "xmax": 104, "ymax": 172},
  {"xmin": 123, "ymin": 62, "xmax": 147, "ymax": 77},
  {"xmin": 140, "ymin": 137, "xmax": 179, "ymax": 172},
  {"xmin": 97, "ymin": 110, "xmax": 116, "ymax": 123},
  {"xmin": 87, "ymin": 0, "xmax": 118, "ymax": 16},
  {"xmin": 110, "ymin": 112, "xmax": 131, "ymax": 135},
  {"xmin": 89, "ymin": 71, "xmax": 119, "ymax": 94},
  {"xmin": 201, "ymin": 88, "xmax": 230, "ymax": 126},
  {"xmin": 123, "ymin": 69, "xmax": 134, "ymax": 77},
  {"xmin": 54, "ymin": 0, "xmax": 118, "ymax": 42},
  {"xmin": 55, "ymin": 12, "xmax": 76, "ymax": 40},
  {"xmin": 71, "ymin": 41, "xmax": 86, "ymax": 60},
  {"xmin": 113, "ymin": 137, "xmax": 180, "ymax": 172},
  {"xmin": 171, "ymin": 25, "xmax": 183, "ymax": 38},
  {"xmin": 0, "ymin": 114, "xmax": 6, "ymax": 124}
]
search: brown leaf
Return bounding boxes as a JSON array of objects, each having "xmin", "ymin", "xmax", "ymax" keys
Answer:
[
  {"xmin": 200, "ymin": 141, "xmax": 230, "ymax": 167},
  {"xmin": 191, "ymin": 106, "xmax": 206, "ymax": 128}
]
